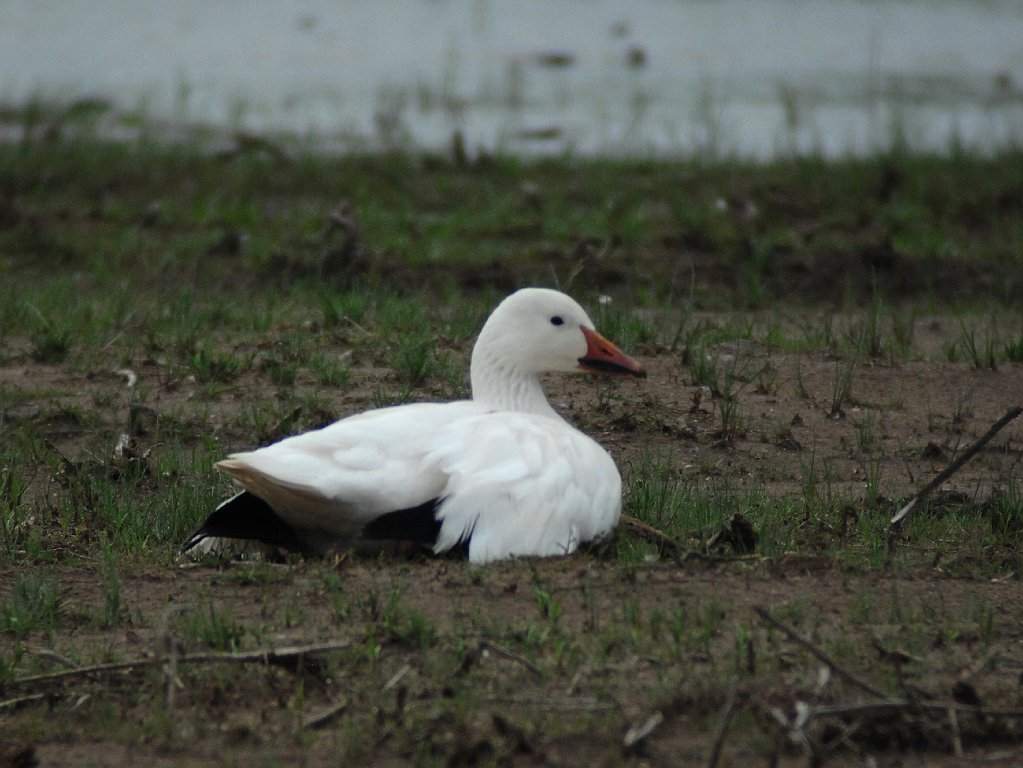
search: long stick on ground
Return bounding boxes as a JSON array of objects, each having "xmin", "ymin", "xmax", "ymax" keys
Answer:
[
  {"xmin": 890, "ymin": 405, "xmax": 1022, "ymax": 526},
  {"xmin": 0, "ymin": 693, "xmax": 46, "ymax": 711},
  {"xmin": 751, "ymin": 605, "xmax": 886, "ymax": 699},
  {"xmin": 808, "ymin": 700, "xmax": 1023, "ymax": 719},
  {"xmin": 10, "ymin": 640, "xmax": 352, "ymax": 689},
  {"xmin": 705, "ymin": 681, "xmax": 739, "ymax": 768}
]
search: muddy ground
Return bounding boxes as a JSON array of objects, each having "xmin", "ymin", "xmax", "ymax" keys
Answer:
[
  {"xmin": 7, "ymin": 560, "xmax": 1023, "ymax": 768},
  {"xmin": 2, "ymin": 139, "xmax": 1023, "ymax": 766},
  {"xmin": 3, "ymin": 322, "xmax": 1023, "ymax": 767}
]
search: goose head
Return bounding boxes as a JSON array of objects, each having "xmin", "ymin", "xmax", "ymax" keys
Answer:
[{"xmin": 470, "ymin": 288, "xmax": 645, "ymax": 414}]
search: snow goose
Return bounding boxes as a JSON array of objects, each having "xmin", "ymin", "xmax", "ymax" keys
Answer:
[{"xmin": 182, "ymin": 287, "xmax": 646, "ymax": 563}]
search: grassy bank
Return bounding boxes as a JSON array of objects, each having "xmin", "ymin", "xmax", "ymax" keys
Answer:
[
  {"xmin": 2, "ymin": 136, "xmax": 1023, "ymax": 562},
  {"xmin": 2, "ymin": 134, "xmax": 1023, "ymax": 765}
]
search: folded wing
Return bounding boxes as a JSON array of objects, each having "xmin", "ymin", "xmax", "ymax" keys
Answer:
[{"xmin": 205, "ymin": 403, "xmax": 622, "ymax": 563}]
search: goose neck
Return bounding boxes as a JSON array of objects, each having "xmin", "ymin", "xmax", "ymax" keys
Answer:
[{"xmin": 470, "ymin": 348, "xmax": 560, "ymax": 418}]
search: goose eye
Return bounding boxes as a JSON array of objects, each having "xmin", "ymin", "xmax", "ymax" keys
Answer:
[{"xmin": 550, "ymin": 316, "xmax": 565, "ymax": 326}]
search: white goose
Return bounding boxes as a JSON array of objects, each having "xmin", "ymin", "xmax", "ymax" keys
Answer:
[{"xmin": 182, "ymin": 288, "xmax": 646, "ymax": 563}]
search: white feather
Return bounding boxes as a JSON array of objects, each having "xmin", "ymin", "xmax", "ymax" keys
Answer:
[
  {"xmin": 191, "ymin": 288, "xmax": 642, "ymax": 563},
  {"xmin": 426, "ymin": 412, "xmax": 621, "ymax": 562}
]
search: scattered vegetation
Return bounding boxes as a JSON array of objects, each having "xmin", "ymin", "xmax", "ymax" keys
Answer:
[
  {"xmin": 1, "ymin": 123, "xmax": 1022, "ymax": 765},
  {"xmin": 1, "ymin": 572, "xmax": 61, "ymax": 639}
]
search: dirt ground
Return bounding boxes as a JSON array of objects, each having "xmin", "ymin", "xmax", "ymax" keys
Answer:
[
  {"xmin": 3, "ymin": 313, "xmax": 1023, "ymax": 767},
  {"xmin": 6, "ymin": 560, "xmax": 1023, "ymax": 768}
]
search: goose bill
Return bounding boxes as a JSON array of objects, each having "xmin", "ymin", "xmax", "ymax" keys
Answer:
[{"xmin": 578, "ymin": 327, "xmax": 646, "ymax": 377}]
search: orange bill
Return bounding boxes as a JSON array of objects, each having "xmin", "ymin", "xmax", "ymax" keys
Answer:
[{"xmin": 578, "ymin": 326, "xmax": 646, "ymax": 377}]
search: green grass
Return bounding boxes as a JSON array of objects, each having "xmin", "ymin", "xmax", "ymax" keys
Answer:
[
  {"xmin": 622, "ymin": 452, "xmax": 807, "ymax": 560},
  {"xmin": 99, "ymin": 537, "xmax": 123, "ymax": 628},
  {"xmin": 3, "ymin": 114, "xmax": 1023, "ymax": 766},
  {"xmin": 189, "ymin": 344, "xmax": 250, "ymax": 383},
  {"xmin": 176, "ymin": 600, "xmax": 248, "ymax": 651},
  {"xmin": 1, "ymin": 572, "xmax": 61, "ymax": 639},
  {"xmin": 0, "ymin": 129, "xmax": 1021, "ymax": 568}
]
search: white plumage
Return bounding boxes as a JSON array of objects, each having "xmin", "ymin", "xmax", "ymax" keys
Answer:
[{"xmin": 183, "ymin": 287, "xmax": 645, "ymax": 563}]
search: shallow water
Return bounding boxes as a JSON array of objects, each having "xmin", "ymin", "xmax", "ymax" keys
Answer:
[{"xmin": 1, "ymin": 0, "xmax": 1022, "ymax": 157}]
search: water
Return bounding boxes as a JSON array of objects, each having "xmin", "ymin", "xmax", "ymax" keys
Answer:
[{"xmin": 1, "ymin": 0, "xmax": 1021, "ymax": 157}]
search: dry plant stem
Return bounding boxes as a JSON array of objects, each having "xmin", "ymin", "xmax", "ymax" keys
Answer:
[
  {"xmin": 485, "ymin": 694, "xmax": 615, "ymax": 712},
  {"xmin": 890, "ymin": 405, "xmax": 1023, "ymax": 525},
  {"xmin": 382, "ymin": 663, "xmax": 411, "ymax": 691},
  {"xmin": 808, "ymin": 700, "xmax": 1023, "ymax": 718},
  {"xmin": 622, "ymin": 515, "xmax": 684, "ymax": 552},
  {"xmin": 948, "ymin": 704, "xmax": 964, "ymax": 757},
  {"xmin": 163, "ymin": 645, "xmax": 182, "ymax": 711},
  {"xmin": 623, "ymin": 711, "xmax": 664, "ymax": 751},
  {"xmin": 302, "ymin": 698, "xmax": 349, "ymax": 730},
  {"xmin": 751, "ymin": 605, "xmax": 886, "ymax": 699},
  {"xmin": 158, "ymin": 604, "xmax": 184, "ymax": 711},
  {"xmin": 766, "ymin": 696, "xmax": 1023, "ymax": 757},
  {"xmin": 0, "ymin": 693, "xmax": 46, "ymax": 711},
  {"xmin": 706, "ymin": 682, "xmax": 739, "ymax": 768},
  {"xmin": 31, "ymin": 649, "xmax": 75, "ymax": 668},
  {"xmin": 478, "ymin": 639, "xmax": 544, "ymax": 678},
  {"xmin": 963, "ymin": 646, "xmax": 1003, "ymax": 683},
  {"xmin": 10, "ymin": 641, "xmax": 353, "ymax": 689},
  {"xmin": 621, "ymin": 515, "xmax": 764, "ymax": 564}
]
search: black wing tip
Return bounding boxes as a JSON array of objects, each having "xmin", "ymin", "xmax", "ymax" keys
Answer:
[
  {"xmin": 180, "ymin": 490, "xmax": 310, "ymax": 555},
  {"xmin": 179, "ymin": 531, "xmax": 208, "ymax": 554},
  {"xmin": 179, "ymin": 491, "xmax": 246, "ymax": 553},
  {"xmin": 187, "ymin": 493, "xmax": 474, "ymax": 559}
]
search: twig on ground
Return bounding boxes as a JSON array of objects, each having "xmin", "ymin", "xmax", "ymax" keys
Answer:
[
  {"xmin": 761, "ymin": 696, "xmax": 1023, "ymax": 761},
  {"xmin": 382, "ymin": 663, "xmax": 411, "ymax": 691},
  {"xmin": 808, "ymin": 700, "xmax": 1023, "ymax": 719},
  {"xmin": 622, "ymin": 516, "xmax": 764, "ymax": 565},
  {"xmin": 680, "ymin": 551, "xmax": 764, "ymax": 565},
  {"xmin": 31, "ymin": 648, "xmax": 75, "ymax": 669},
  {"xmin": 0, "ymin": 693, "xmax": 46, "ymax": 711},
  {"xmin": 752, "ymin": 605, "xmax": 886, "ymax": 698},
  {"xmin": 158, "ymin": 603, "xmax": 186, "ymax": 711},
  {"xmin": 948, "ymin": 704, "xmax": 964, "ymax": 757},
  {"xmin": 623, "ymin": 711, "xmax": 664, "ymax": 752},
  {"xmin": 706, "ymin": 681, "xmax": 739, "ymax": 768},
  {"xmin": 622, "ymin": 515, "xmax": 684, "ymax": 553},
  {"xmin": 962, "ymin": 646, "xmax": 1003, "ymax": 684},
  {"xmin": 302, "ymin": 697, "xmax": 349, "ymax": 730},
  {"xmin": 478, "ymin": 639, "xmax": 544, "ymax": 679},
  {"xmin": 890, "ymin": 405, "xmax": 1022, "ymax": 525},
  {"xmin": 164, "ymin": 643, "xmax": 183, "ymax": 711},
  {"xmin": 485, "ymin": 694, "xmax": 616, "ymax": 712},
  {"xmin": 10, "ymin": 641, "xmax": 353, "ymax": 689},
  {"xmin": 44, "ymin": 439, "xmax": 79, "ymax": 473}
]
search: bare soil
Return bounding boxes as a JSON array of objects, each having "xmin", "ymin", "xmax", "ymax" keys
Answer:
[
  {"xmin": 5, "ymin": 561, "xmax": 1023, "ymax": 768},
  {"xmin": 3, "ymin": 317, "xmax": 1023, "ymax": 767}
]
